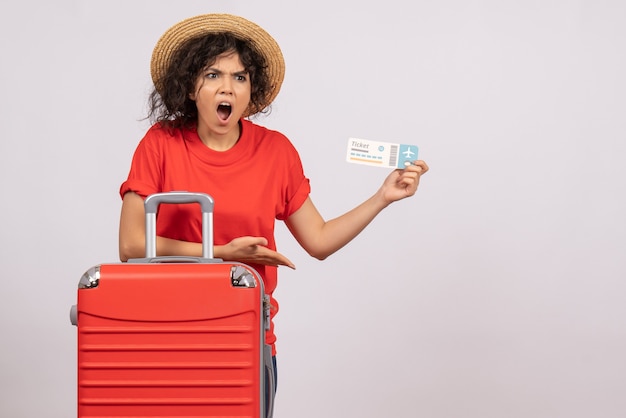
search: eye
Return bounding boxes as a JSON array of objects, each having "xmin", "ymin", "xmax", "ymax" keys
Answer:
[
  {"xmin": 205, "ymin": 72, "xmax": 218, "ymax": 79},
  {"xmin": 235, "ymin": 74, "xmax": 247, "ymax": 82}
]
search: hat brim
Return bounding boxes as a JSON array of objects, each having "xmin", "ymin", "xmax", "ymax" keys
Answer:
[{"xmin": 150, "ymin": 14, "xmax": 285, "ymax": 117}]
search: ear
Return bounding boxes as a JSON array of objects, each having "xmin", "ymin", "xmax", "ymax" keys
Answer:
[{"xmin": 188, "ymin": 90, "xmax": 197, "ymax": 101}]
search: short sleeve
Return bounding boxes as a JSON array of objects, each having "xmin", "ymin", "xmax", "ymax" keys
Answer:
[
  {"xmin": 276, "ymin": 138, "xmax": 311, "ymax": 220},
  {"xmin": 278, "ymin": 176, "xmax": 310, "ymax": 220},
  {"xmin": 119, "ymin": 129, "xmax": 163, "ymax": 199}
]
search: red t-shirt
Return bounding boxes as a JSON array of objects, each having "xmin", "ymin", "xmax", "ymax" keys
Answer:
[{"xmin": 119, "ymin": 119, "xmax": 311, "ymax": 354}]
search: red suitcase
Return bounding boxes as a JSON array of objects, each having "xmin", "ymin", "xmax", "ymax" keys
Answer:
[{"xmin": 70, "ymin": 191, "xmax": 274, "ymax": 418}]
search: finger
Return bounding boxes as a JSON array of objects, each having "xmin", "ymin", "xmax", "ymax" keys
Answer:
[
  {"xmin": 397, "ymin": 171, "xmax": 418, "ymax": 183},
  {"xmin": 267, "ymin": 255, "xmax": 296, "ymax": 269},
  {"xmin": 247, "ymin": 236, "xmax": 269, "ymax": 246},
  {"xmin": 280, "ymin": 257, "xmax": 296, "ymax": 270},
  {"xmin": 254, "ymin": 246, "xmax": 296, "ymax": 269},
  {"xmin": 271, "ymin": 250, "xmax": 295, "ymax": 269},
  {"xmin": 397, "ymin": 164, "xmax": 420, "ymax": 176},
  {"xmin": 404, "ymin": 164, "xmax": 423, "ymax": 175},
  {"xmin": 412, "ymin": 160, "xmax": 429, "ymax": 173},
  {"xmin": 397, "ymin": 178, "xmax": 417, "ymax": 193},
  {"xmin": 238, "ymin": 237, "xmax": 270, "ymax": 255}
]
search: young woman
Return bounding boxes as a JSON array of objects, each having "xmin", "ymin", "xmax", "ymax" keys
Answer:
[{"xmin": 118, "ymin": 12, "xmax": 429, "ymax": 406}]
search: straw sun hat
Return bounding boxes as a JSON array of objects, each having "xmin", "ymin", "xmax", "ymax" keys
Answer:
[{"xmin": 150, "ymin": 13, "xmax": 285, "ymax": 116}]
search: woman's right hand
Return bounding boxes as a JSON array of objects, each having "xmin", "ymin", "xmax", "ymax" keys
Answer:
[{"xmin": 218, "ymin": 236, "xmax": 295, "ymax": 269}]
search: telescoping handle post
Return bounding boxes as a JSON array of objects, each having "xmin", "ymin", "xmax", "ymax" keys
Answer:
[{"xmin": 143, "ymin": 191, "xmax": 215, "ymax": 259}]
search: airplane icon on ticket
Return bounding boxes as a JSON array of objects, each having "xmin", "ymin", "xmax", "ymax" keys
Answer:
[{"xmin": 402, "ymin": 146, "xmax": 416, "ymax": 159}]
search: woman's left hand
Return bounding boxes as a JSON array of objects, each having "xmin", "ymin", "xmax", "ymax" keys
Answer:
[{"xmin": 380, "ymin": 160, "xmax": 429, "ymax": 205}]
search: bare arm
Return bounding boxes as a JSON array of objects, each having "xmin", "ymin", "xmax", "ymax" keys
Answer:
[
  {"xmin": 118, "ymin": 191, "xmax": 295, "ymax": 268},
  {"xmin": 119, "ymin": 192, "xmax": 203, "ymax": 261},
  {"xmin": 285, "ymin": 160, "xmax": 428, "ymax": 260}
]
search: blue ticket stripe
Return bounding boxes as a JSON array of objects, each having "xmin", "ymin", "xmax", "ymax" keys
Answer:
[
  {"xmin": 396, "ymin": 144, "xmax": 419, "ymax": 168},
  {"xmin": 350, "ymin": 149, "xmax": 384, "ymax": 163}
]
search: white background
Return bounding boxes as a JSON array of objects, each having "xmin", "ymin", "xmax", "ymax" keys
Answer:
[{"xmin": 1, "ymin": 1, "xmax": 625, "ymax": 417}]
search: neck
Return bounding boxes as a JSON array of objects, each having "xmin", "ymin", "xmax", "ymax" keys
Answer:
[{"xmin": 197, "ymin": 121, "xmax": 242, "ymax": 151}]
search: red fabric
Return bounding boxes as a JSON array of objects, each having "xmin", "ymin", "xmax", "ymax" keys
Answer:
[{"xmin": 120, "ymin": 119, "xmax": 311, "ymax": 354}]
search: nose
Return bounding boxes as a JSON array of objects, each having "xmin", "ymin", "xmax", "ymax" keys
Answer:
[{"xmin": 219, "ymin": 77, "xmax": 233, "ymax": 95}]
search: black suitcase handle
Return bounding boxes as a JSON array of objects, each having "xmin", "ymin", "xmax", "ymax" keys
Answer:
[{"xmin": 144, "ymin": 191, "xmax": 215, "ymax": 259}]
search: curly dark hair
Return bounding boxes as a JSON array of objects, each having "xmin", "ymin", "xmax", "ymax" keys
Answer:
[{"xmin": 148, "ymin": 32, "xmax": 272, "ymax": 129}]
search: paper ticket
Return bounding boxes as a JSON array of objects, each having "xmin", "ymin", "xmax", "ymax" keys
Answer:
[{"xmin": 346, "ymin": 138, "xmax": 419, "ymax": 169}]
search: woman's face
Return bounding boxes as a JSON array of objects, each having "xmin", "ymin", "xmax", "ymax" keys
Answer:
[{"xmin": 190, "ymin": 51, "xmax": 251, "ymax": 142}]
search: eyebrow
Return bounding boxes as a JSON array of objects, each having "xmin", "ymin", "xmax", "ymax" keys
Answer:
[{"xmin": 206, "ymin": 67, "xmax": 249, "ymax": 76}]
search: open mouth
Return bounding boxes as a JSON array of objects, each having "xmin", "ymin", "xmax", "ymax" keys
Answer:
[{"xmin": 217, "ymin": 102, "xmax": 232, "ymax": 121}]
